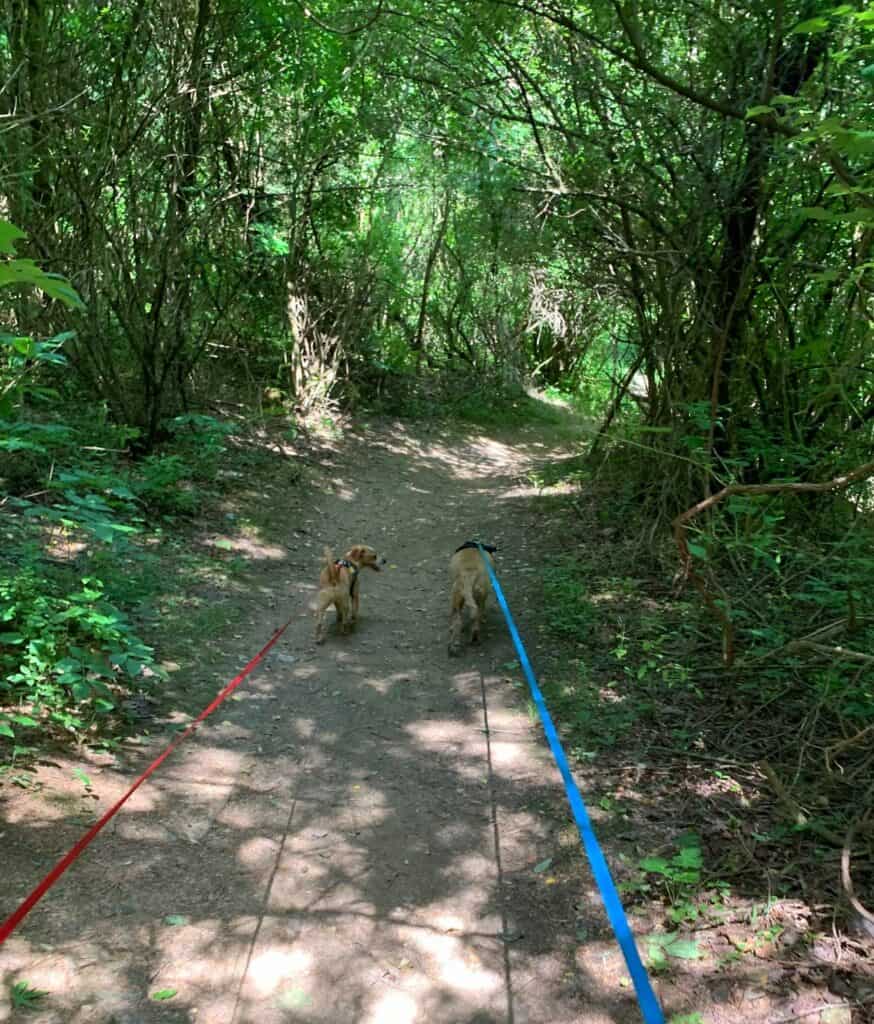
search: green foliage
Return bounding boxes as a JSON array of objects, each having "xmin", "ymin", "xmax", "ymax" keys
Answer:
[
  {"xmin": 646, "ymin": 931, "xmax": 701, "ymax": 971},
  {"xmin": 0, "ymin": 570, "xmax": 162, "ymax": 743},
  {"xmin": 0, "ymin": 220, "xmax": 81, "ymax": 422},
  {"xmin": 0, "ymin": 220, "xmax": 83, "ymax": 309},
  {"xmin": 0, "ymin": 397, "xmax": 277, "ymax": 757},
  {"xmin": 541, "ymin": 559, "xmax": 596, "ymax": 641},
  {"xmin": 626, "ymin": 835, "xmax": 708, "ymax": 921},
  {"xmin": 9, "ymin": 980, "xmax": 48, "ymax": 1010},
  {"xmin": 134, "ymin": 455, "xmax": 198, "ymax": 516}
]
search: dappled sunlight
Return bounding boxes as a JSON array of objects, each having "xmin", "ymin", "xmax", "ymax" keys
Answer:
[
  {"xmin": 205, "ymin": 534, "xmax": 288, "ymax": 561},
  {"xmin": 246, "ymin": 947, "xmax": 314, "ymax": 997},
  {"xmin": 288, "ymin": 662, "xmax": 320, "ymax": 680},
  {"xmin": 486, "ymin": 738, "xmax": 526, "ymax": 770},
  {"xmin": 404, "ymin": 718, "xmax": 475, "ymax": 751},
  {"xmin": 409, "ymin": 927, "xmax": 504, "ymax": 995},
  {"xmin": 217, "ymin": 800, "xmax": 263, "ymax": 831},
  {"xmin": 0, "ymin": 416, "xmax": 681, "ymax": 1024},
  {"xmin": 290, "ymin": 717, "xmax": 317, "ymax": 740},
  {"xmin": 361, "ymin": 989, "xmax": 419, "ymax": 1024},
  {"xmin": 238, "ymin": 835, "xmax": 283, "ymax": 870},
  {"xmin": 166, "ymin": 744, "xmax": 245, "ymax": 780},
  {"xmin": 361, "ymin": 669, "xmax": 423, "ymax": 693},
  {"xmin": 431, "ymin": 820, "xmax": 480, "ymax": 850}
]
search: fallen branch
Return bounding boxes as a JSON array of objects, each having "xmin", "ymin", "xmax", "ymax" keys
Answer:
[
  {"xmin": 760, "ymin": 760, "xmax": 843, "ymax": 847},
  {"xmin": 739, "ymin": 618, "xmax": 851, "ymax": 667},
  {"xmin": 799, "ymin": 642, "xmax": 874, "ymax": 664},
  {"xmin": 825, "ymin": 724, "xmax": 874, "ymax": 774},
  {"xmin": 673, "ymin": 460, "xmax": 874, "ymax": 667}
]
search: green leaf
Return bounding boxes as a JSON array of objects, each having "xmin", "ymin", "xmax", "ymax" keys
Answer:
[
  {"xmin": 745, "ymin": 105, "xmax": 774, "ymax": 118},
  {"xmin": 0, "ymin": 260, "xmax": 85, "ymax": 309},
  {"xmin": 649, "ymin": 931, "xmax": 702, "ymax": 960},
  {"xmin": 71, "ymin": 681, "xmax": 92, "ymax": 701},
  {"xmin": 533, "ymin": 857, "xmax": 553, "ymax": 873},
  {"xmin": 151, "ymin": 988, "xmax": 177, "ymax": 1001},
  {"xmin": 687, "ymin": 542, "xmax": 707, "ymax": 560},
  {"xmin": 0, "ymin": 720, "xmax": 14, "ymax": 739},
  {"xmin": 0, "ymin": 220, "xmax": 27, "ymax": 255},
  {"xmin": 276, "ymin": 987, "xmax": 312, "ymax": 1009},
  {"xmin": 675, "ymin": 847, "xmax": 702, "ymax": 869},
  {"xmin": 164, "ymin": 914, "xmax": 189, "ymax": 926},
  {"xmin": 798, "ymin": 206, "xmax": 836, "ymax": 222},
  {"xmin": 790, "ymin": 16, "xmax": 830, "ymax": 34},
  {"xmin": 640, "ymin": 856, "xmax": 669, "ymax": 874},
  {"xmin": 11, "ymin": 336, "xmax": 34, "ymax": 356},
  {"xmin": 663, "ymin": 937, "xmax": 701, "ymax": 959},
  {"xmin": 10, "ymin": 980, "xmax": 48, "ymax": 1008}
]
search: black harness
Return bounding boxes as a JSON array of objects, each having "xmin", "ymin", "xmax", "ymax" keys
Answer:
[
  {"xmin": 335, "ymin": 558, "xmax": 360, "ymax": 596},
  {"xmin": 455, "ymin": 540, "xmax": 498, "ymax": 554}
]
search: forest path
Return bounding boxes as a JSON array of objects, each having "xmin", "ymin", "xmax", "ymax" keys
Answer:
[{"xmin": 1, "ymin": 417, "xmax": 650, "ymax": 1023}]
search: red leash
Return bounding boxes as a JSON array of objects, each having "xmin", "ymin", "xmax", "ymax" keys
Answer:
[{"xmin": 0, "ymin": 617, "xmax": 293, "ymax": 946}]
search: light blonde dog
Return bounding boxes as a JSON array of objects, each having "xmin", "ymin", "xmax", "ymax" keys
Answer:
[
  {"xmin": 315, "ymin": 545, "xmax": 385, "ymax": 644},
  {"xmin": 448, "ymin": 542, "xmax": 496, "ymax": 656}
]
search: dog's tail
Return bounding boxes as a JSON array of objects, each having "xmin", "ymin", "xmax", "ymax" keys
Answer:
[{"xmin": 322, "ymin": 546, "xmax": 340, "ymax": 584}]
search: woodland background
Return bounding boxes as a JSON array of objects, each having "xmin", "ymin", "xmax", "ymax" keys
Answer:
[{"xmin": 2, "ymin": 0, "xmax": 873, "ymax": 987}]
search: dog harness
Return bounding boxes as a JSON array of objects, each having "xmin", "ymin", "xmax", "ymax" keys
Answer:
[
  {"xmin": 335, "ymin": 558, "xmax": 360, "ymax": 596},
  {"xmin": 455, "ymin": 540, "xmax": 498, "ymax": 554}
]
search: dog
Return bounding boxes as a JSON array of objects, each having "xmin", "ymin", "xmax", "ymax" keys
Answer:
[
  {"xmin": 448, "ymin": 541, "xmax": 497, "ymax": 656},
  {"xmin": 314, "ymin": 544, "xmax": 385, "ymax": 643}
]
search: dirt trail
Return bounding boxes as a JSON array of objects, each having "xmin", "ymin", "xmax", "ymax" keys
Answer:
[{"xmin": 1, "ymin": 420, "xmax": 652, "ymax": 1023}]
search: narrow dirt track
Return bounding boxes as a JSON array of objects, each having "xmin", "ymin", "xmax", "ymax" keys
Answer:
[{"xmin": 1, "ymin": 420, "xmax": 652, "ymax": 1023}]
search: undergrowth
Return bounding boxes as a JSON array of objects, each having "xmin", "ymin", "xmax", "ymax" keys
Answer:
[
  {"xmin": 358, "ymin": 368, "xmax": 575, "ymax": 428},
  {"xmin": 531, "ymin": 458, "xmax": 874, "ymax": 940},
  {"xmin": 0, "ymin": 407, "xmax": 292, "ymax": 757}
]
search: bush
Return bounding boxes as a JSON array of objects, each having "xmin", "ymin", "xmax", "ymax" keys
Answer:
[{"xmin": 0, "ymin": 570, "xmax": 162, "ymax": 742}]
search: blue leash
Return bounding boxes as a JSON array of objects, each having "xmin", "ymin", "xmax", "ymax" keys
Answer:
[{"xmin": 476, "ymin": 543, "xmax": 665, "ymax": 1024}]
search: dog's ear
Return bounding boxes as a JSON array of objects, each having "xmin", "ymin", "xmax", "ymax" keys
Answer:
[{"xmin": 347, "ymin": 545, "xmax": 364, "ymax": 561}]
